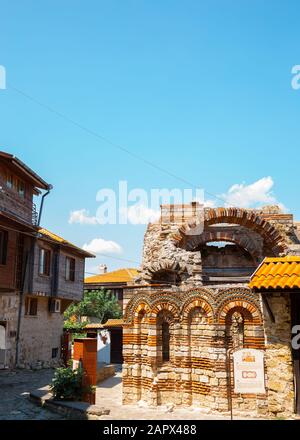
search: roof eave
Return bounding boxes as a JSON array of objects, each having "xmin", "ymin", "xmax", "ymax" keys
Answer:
[{"xmin": 0, "ymin": 151, "xmax": 51, "ymax": 190}]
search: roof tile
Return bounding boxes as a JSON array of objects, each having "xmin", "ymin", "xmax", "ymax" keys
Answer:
[
  {"xmin": 249, "ymin": 257, "xmax": 300, "ymax": 290},
  {"xmin": 84, "ymin": 268, "xmax": 138, "ymax": 284}
]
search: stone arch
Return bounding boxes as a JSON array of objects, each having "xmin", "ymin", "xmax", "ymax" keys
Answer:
[
  {"xmin": 127, "ymin": 302, "xmax": 151, "ymax": 402},
  {"xmin": 124, "ymin": 295, "xmax": 152, "ymax": 323},
  {"xmin": 133, "ymin": 302, "xmax": 151, "ymax": 320},
  {"xmin": 181, "ymin": 296, "xmax": 217, "ymax": 406},
  {"xmin": 216, "ymin": 299, "xmax": 262, "ymax": 325},
  {"xmin": 184, "ymin": 230, "xmax": 262, "ymax": 258},
  {"xmin": 178, "ymin": 207, "xmax": 288, "ymax": 256},
  {"xmin": 182, "ymin": 298, "xmax": 214, "ymax": 324},
  {"xmin": 181, "ymin": 287, "xmax": 216, "ymax": 306},
  {"xmin": 150, "ymin": 301, "xmax": 180, "ymax": 321},
  {"xmin": 142, "ymin": 259, "xmax": 187, "ymax": 284}
]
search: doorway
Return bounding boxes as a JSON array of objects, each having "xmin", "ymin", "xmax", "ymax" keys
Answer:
[{"xmin": 110, "ymin": 328, "xmax": 123, "ymax": 364}]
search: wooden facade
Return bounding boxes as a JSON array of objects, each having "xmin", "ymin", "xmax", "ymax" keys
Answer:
[{"xmin": 0, "ymin": 151, "xmax": 93, "ymax": 369}]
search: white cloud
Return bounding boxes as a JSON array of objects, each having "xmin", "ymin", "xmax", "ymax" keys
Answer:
[
  {"xmin": 203, "ymin": 199, "xmax": 216, "ymax": 208},
  {"xmin": 69, "ymin": 209, "xmax": 98, "ymax": 225},
  {"xmin": 82, "ymin": 238, "xmax": 122, "ymax": 254},
  {"xmin": 218, "ymin": 176, "xmax": 286, "ymax": 209},
  {"xmin": 202, "ymin": 177, "xmax": 286, "ymax": 211},
  {"xmin": 120, "ymin": 204, "xmax": 160, "ymax": 225}
]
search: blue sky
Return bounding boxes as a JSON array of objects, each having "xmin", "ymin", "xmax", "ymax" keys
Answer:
[{"xmin": 1, "ymin": 0, "xmax": 300, "ymax": 275}]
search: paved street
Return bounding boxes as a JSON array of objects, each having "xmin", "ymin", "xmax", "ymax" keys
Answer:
[
  {"xmin": 0, "ymin": 369, "xmax": 64, "ymax": 420},
  {"xmin": 96, "ymin": 366, "xmax": 253, "ymax": 420},
  {"xmin": 0, "ymin": 367, "xmax": 267, "ymax": 420}
]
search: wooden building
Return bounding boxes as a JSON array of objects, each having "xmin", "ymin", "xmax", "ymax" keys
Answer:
[{"xmin": 0, "ymin": 151, "xmax": 93, "ymax": 369}]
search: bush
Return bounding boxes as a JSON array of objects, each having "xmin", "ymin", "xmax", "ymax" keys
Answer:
[{"xmin": 50, "ymin": 364, "xmax": 93, "ymax": 401}]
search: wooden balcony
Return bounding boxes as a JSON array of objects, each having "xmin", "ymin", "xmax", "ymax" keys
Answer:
[{"xmin": 0, "ymin": 178, "xmax": 38, "ymax": 225}]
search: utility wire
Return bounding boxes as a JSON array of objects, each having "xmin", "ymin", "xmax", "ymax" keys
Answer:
[
  {"xmin": 8, "ymin": 83, "xmax": 226, "ymax": 205},
  {"xmin": 6, "ymin": 83, "xmax": 230, "ymax": 272}
]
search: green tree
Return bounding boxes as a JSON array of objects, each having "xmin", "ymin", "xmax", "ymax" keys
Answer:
[{"xmin": 64, "ymin": 289, "xmax": 122, "ymax": 327}]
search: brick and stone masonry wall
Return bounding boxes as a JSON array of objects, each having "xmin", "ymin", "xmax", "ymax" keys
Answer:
[
  {"xmin": 122, "ymin": 286, "xmax": 295, "ymax": 418},
  {"xmin": 122, "ymin": 205, "xmax": 299, "ymax": 417},
  {"xmin": 263, "ymin": 293, "xmax": 295, "ymax": 416},
  {"xmin": 0, "ymin": 294, "xmax": 19, "ymax": 368},
  {"xmin": 18, "ymin": 296, "xmax": 63, "ymax": 368}
]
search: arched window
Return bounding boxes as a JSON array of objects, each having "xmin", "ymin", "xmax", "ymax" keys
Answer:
[{"xmin": 162, "ymin": 321, "xmax": 170, "ymax": 362}]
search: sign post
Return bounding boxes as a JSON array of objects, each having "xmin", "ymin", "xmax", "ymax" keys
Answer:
[{"xmin": 227, "ymin": 348, "xmax": 265, "ymax": 420}]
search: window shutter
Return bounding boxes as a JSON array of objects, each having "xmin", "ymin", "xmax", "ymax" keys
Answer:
[
  {"xmin": 71, "ymin": 258, "xmax": 75, "ymax": 281},
  {"xmin": 25, "ymin": 297, "xmax": 29, "ymax": 315},
  {"xmin": 49, "ymin": 298, "xmax": 55, "ymax": 313},
  {"xmin": 0, "ymin": 230, "xmax": 8, "ymax": 265},
  {"xmin": 30, "ymin": 298, "xmax": 38, "ymax": 316}
]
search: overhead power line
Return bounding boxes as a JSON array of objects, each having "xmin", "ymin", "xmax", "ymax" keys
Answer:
[{"xmin": 9, "ymin": 83, "xmax": 226, "ymax": 205}]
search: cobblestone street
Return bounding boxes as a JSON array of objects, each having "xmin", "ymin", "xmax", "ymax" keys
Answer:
[
  {"xmin": 0, "ymin": 367, "xmax": 242, "ymax": 421},
  {"xmin": 0, "ymin": 367, "xmax": 275, "ymax": 420},
  {"xmin": 0, "ymin": 369, "xmax": 64, "ymax": 420}
]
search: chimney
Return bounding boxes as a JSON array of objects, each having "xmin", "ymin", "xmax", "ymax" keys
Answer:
[{"xmin": 98, "ymin": 264, "xmax": 108, "ymax": 274}]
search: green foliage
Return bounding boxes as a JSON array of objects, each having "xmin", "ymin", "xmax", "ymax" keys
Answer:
[
  {"xmin": 70, "ymin": 332, "xmax": 87, "ymax": 342},
  {"xmin": 63, "ymin": 320, "xmax": 86, "ymax": 332},
  {"xmin": 64, "ymin": 289, "xmax": 121, "ymax": 326},
  {"xmin": 50, "ymin": 364, "xmax": 93, "ymax": 401}
]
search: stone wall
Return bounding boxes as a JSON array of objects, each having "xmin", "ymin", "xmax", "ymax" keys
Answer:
[
  {"xmin": 18, "ymin": 296, "xmax": 63, "ymax": 369},
  {"xmin": 122, "ymin": 286, "xmax": 296, "ymax": 417},
  {"xmin": 123, "ymin": 204, "xmax": 298, "ymax": 417},
  {"xmin": 136, "ymin": 205, "xmax": 300, "ymax": 286},
  {"xmin": 263, "ymin": 293, "xmax": 295, "ymax": 416},
  {"xmin": 123, "ymin": 287, "xmax": 295, "ymax": 417},
  {"xmin": 0, "ymin": 293, "xmax": 19, "ymax": 368}
]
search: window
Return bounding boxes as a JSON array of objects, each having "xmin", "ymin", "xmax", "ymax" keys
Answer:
[
  {"xmin": 65, "ymin": 257, "xmax": 75, "ymax": 281},
  {"xmin": 162, "ymin": 322, "xmax": 170, "ymax": 362},
  {"xmin": 25, "ymin": 297, "xmax": 38, "ymax": 316},
  {"xmin": 6, "ymin": 173, "xmax": 13, "ymax": 189},
  {"xmin": 17, "ymin": 179, "xmax": 25, "ymax": 198},
  {"xmin": 52, "ymin": 348, "xmax": 58, "ymax": 358},
  {"xmin": 6, "ymin": 174, "xmax": 25, "ymax": 198},
  {"xmin": 49, "ymin": 298, "xmax": 61, "ymax": 313},
  {"xmin": 39, "ymin": 248, "xmax": 51, "ymax": 276},
  {"xmin": 114, "ymin": 289, "xmax": 123, "ymax": 301},
  {"xmin": 0, "ymin": 230, "xmax": 8, "ymax": 265}
]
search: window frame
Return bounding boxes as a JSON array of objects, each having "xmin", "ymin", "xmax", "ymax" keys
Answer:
[
  {"xmin": 49, "ymin": 298, "xmax": 61, "ymax": 313},
  {"xmin": 6, "ymin": 172, "xmax": 26, "ymax": 198},
  {"xmin": 6, "ymin": 173, "xmax": 14, "ymax": 190},
  {"xmin": 65, "ymin": 256, "xmax": 76, "ymax": 282},
  {"xmin": 25, "ymin": 297, "xmax": 38, "ymax": 316},
  {"xmin": 17, "ymin": 178, "xmax": 25, "ymax": 198},
  {"xmin": 39, "ymin": 248, "xmax": 51, "ymax": 276}
]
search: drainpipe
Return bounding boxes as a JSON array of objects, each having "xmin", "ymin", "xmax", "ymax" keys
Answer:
[
  {"xmin": 28, "ymin": 185, "xmax": 53, "ymax": 294},
  {"xmin": 38, "ymin": 185, "xmax": 53, "ymax": 227}
]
